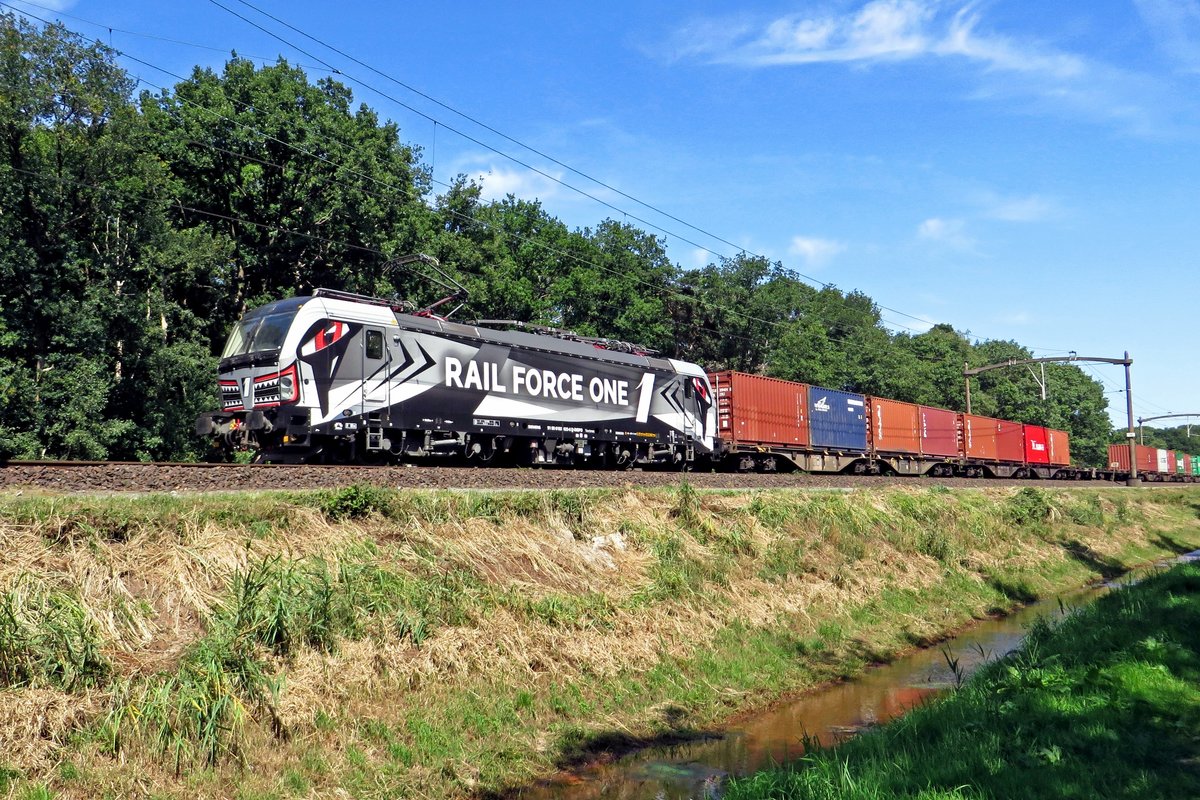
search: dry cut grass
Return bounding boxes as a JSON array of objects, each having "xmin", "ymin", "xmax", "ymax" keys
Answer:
[{"xmin": 0, "ymin": 484, "xmax": 1196, "ymax": 798}]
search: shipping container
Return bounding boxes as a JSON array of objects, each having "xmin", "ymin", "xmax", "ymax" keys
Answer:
[
  {"xmin": 1047, "ymin": 428, "xmax": 1070, "ymax": 466},
  {"xmin": 1182, "ymin": 454, "xmax": 1193, "ymax": 475},
  {"xmin": 869, "ymin": 397, "xmax": 921, "ymax": 455},
  {"xmin": 919, "ymin": 406, "xmax": 960, "ymax": 458},
  {"xmin": 708, "ymin": 371, "xmax": 808, "ymax": 448},
  {"xmin": 1023, "ymin": 424, "xmax": 1051, "ymax": 465},
  {"xmin": 1108, "ymin": 443, "xmax": 1160, "ymax": 474},
  {"xmin": 1194, "ymin": 456, "xmax": 1200, "ymax": 477},
  {"xmin": 808, "ymin": 386, "xmax": 868, "ymax": 451},
  {"xmin": 1165, "ymin": 450, "xmax": 1176, "ymax": 474},
  {"xmin": 962, "ymin": 414, "xmax": 999, "ymax": 460},
  {"xmin": 997, "ymin": 419, "xmax": 1025, "ymax": 462},
  {"xmin": 962, "ymin": 414, "xmax": 1023, "ymax": 462}
]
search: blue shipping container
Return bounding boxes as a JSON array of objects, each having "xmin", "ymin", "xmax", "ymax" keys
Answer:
[{"xmin": 808, "ymin": 387, "xmax": 868, "ymax": 451}]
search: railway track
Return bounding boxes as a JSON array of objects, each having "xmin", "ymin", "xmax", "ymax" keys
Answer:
[{"xmin": 0, "ymin": 460, "xmax": 1142, "ymax": 494}]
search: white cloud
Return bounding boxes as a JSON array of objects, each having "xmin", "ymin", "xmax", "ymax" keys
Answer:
[
  {"xmin": 916, "ymin": 217, "xmax": 974, "ymax": 248},
  {"xmin": 667, "ymin": 1, "xmax": 1170, "ymax": 134},
  {"xmin": 469, "ymin": 164, "xmax": 563, "ymax": 203},
  {"xmin": 671, "ymin": 1, "xmax": 1079, "ymax": 74},
  {"xmin": 976, "ymin": 193, "xmax": 1059, "ymax": 223},
  {"xmin": 686, "ymin": 248, "xmax": 713, "ymax": 269},
  {"xmin": 788, "ymin": 235, "xmax": 845, "ymax": 267},
  {"xmin": 764, "ymin": 0, "xmax": 932, "ymax": 64},
  {"xmin": 934, "ymin": 5, "xmax": 1084, "ymax": 80}
]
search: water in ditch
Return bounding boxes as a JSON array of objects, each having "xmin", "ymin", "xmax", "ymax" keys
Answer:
[{"xmin": 513, "ymin": 550, "xmax": 1200, "ymax": 800}]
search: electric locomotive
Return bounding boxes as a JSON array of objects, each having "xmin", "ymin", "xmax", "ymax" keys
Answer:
[{"xmin": 195, "ymin": 287, "xmax": 717, "ymax": 467}]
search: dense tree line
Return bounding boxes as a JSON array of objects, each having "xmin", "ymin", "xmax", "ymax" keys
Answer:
[
  {"xmin": 1139, "ymin": 425, "xmax": 1200, "ymax": 456},
  {"xmin": 0, "ymin": 16, "xmax": 1116, "ymax": 464}
]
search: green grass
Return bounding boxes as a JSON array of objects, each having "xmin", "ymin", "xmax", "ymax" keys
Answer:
[
  {"xmin": 0, "ymin": 577, "xmax": 110, "ymax": 691},
  {"xmin": 725, "ymin": 562, "xmax": 1200, "ymax": 800},
  {"xmin": 2, "ymin": 485, "xmax": 1199, "ymax": 798}
]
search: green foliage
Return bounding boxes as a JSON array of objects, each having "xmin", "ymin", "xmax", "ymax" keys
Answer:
[
  {"xmin": 319, "ymin": 484, "xmax": 393, "ymax": 520},
  {"xmin": 670, "ymin": 479, "xmax": 703, "ymax": 528},
  {"xmin": 101, "ymin": 549, "xmax": 437, "ymax": 771},
  {"xmin": 0, "ymin": 13, "xmax": 1116, "ymax": 465},
  {"xmin": 1139, "ymin": 424, "xmax": 1200, "ymax": 455},
  {"xmin": 1066, "ymin": 494, "xmax": 1106, "ymax": 527},
  {"xmin": 0, "ymin": 578, "xmax": 110, "ymax": 691},
  {"xmin": 1005, "ymin": 487, "xmax": 1055, "ymax": 527}
]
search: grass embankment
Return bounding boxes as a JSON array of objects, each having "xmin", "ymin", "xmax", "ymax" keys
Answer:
[
  {"xmin": 725, "ymin": 560, "xmax": 1200, "ymax": 800},
  {"xmin": 0, "ymin": 485, "xmax": 1197, "ymax": 798}
]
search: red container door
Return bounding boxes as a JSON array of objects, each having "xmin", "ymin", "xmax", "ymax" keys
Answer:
[
  {"xmin": 996, "ymin": 419, "xmax": 1025, "ymax": 463},
  {"xmin": 709, "ymin": 371, "xmax": 809, "ymax": 448},
  {"xmin": 1168, "ymin": 451, "xmax": 1178, "ymax": 474},
  {"xmin": 1047, "ymin": 429, "xmax": 1070, "ymax": 466},
  {"xmin": 919, "ymin": 406, "xmax": 960, "ymax": 458},
  {"xmin": 1140, "ymin": 445, "xmax": 1159, "ymax": 473},
  {"xmin": 870, "ymin": 398, "xmax": 921, "ymax": 455},
  {"xmin": 962, "ymin": 414, "xmax": 999, "ymax": 460},
  {"xmin": 1108, "ymin": 443, "xmax": 1130, "ymax": 470},
  {"xmin": 1023, "ymin": 425, "xmax": 1050, "ymax": 465},
  {"xmin": 1111, "ymin": 444, "xmax": 1159, "ymax": 473}
]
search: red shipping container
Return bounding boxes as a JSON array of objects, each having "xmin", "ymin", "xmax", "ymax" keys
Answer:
[
  {"xmin": 1047, "ymin": 429, "xmax": 1070, "ymax": 466},
  {"xmin": 997, "ymin": 419, "xmax": 1025, "ymax": 462},
  {"xmin": 1107, "ymin": 443, "xmax": 1158, "ymax": 474},
  {"xmin": 962, "ymin": 414, "xmax": 999, "ymax": 460},
  {"xmin": 919, "ymin": 406, "xmax": 960, "ymax": 458},
  {"xmin": 869, "ymin": 397, "xmax": 921, "ymax": 455},
  {"xmin": 708, "ymin": 371, "xmax": 808, "ymax": 448},
  {"xmin": 1183, "ymin": 454, "xmax": 1193, "ymax": 475},
  {"xmin": 1023, "ymin": 425, "xmax": 1051, "ymax": 465},
  {"xmin": 1168, "ymin": 451, "xmax": 1178, "ymax": 474}
]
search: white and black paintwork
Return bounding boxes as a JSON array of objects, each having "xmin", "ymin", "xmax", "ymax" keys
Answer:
[{"xmin": 197, "ymin": 291, "xmax": 717, "ymax": 466}]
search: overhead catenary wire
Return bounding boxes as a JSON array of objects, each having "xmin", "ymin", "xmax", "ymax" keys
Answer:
[
  {"xmin": 3, "ymin": 4, "xmax": 928, "ymax": 345},
  {"xmin": 186, "ymin": 0, "xmax": 1066, "ymax": 344},
  {"xmin": 1, "ymin": 4, "xmax": 1141, "ymax": 386},
  {"xmin": 3, "ymin": 0, "xmax": 1084, "ymax": 350},
  {"xmin": 2, "ymin": 1, "xmax": 1040, "ymax": 343},
  {"xmin": 2, "ymin": 0, "xmax": 335, "ymax": 71},
  {"xmin": 209, "ymin": 0, "xmax": 1096, "ymax": 353}
]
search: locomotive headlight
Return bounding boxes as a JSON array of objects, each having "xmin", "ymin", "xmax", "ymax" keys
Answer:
[{"xmin": 279, "ymin": 371, "xmax": 296, "ymax": 401}]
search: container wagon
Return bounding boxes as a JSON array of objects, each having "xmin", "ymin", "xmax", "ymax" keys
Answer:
[{"xmin": 708, "ymin": 371, "xmax": 1074, "ymax": 479}]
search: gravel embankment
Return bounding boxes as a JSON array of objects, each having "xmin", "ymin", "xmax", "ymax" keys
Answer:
[{"xmin": 0, "ymin": 461, "xmax": 1134, "ymax": 494}]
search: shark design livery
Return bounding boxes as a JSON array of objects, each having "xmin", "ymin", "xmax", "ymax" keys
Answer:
[{"xmin": 197, "ymin": 289, "xmax": 716, "ymax": 466}]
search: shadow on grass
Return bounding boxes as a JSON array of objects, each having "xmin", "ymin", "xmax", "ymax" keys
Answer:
[
  {"xmin": 988, "ymin": 576, "xmax": 1039, "ymax": 605},
  {"xmin": 483, "ymin": 725, "xmax": 723, "ymax": 799},
  {"xmin": 1060, "ymin": 539, "xmax": 1125, "ymax": 580},
  {"xmin": 1150, "ymin": 531, "xmax": 1199, "ymax": 556}
]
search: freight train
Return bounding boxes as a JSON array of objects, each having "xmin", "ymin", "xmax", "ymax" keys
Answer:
[
  {"xmin": 1108, "ymin": 444, "xmax": 1200, "ymax": 482},
  {"xmin": 195, "ymin": 283, "xmax": 1195, "ymax": 481}
]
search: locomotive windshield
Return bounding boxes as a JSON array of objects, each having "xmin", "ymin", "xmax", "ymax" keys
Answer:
[{"xmin": 221, "ymin": 297, "xmax": 307, "ymax": 358}]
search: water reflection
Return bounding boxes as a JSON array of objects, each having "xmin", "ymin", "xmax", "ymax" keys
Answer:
[{"xmin": 515, "ymin": 553, "xmax": 1199, "ymax": 800}]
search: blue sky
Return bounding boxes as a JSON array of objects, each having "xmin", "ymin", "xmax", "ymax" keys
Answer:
[{"xmin": 10, "ymin": 0, "xmax": 1200, "ymax": 433}]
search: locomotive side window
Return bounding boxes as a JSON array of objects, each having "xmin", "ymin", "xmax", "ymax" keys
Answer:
[{"xmin": 365, "ymin": 329, "xmax": 384, "ymax": 360}]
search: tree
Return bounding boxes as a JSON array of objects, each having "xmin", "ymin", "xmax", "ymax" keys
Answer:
[{"xmin": 141, "ymin": 57, "xmax": 434, "ymax": 330}]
